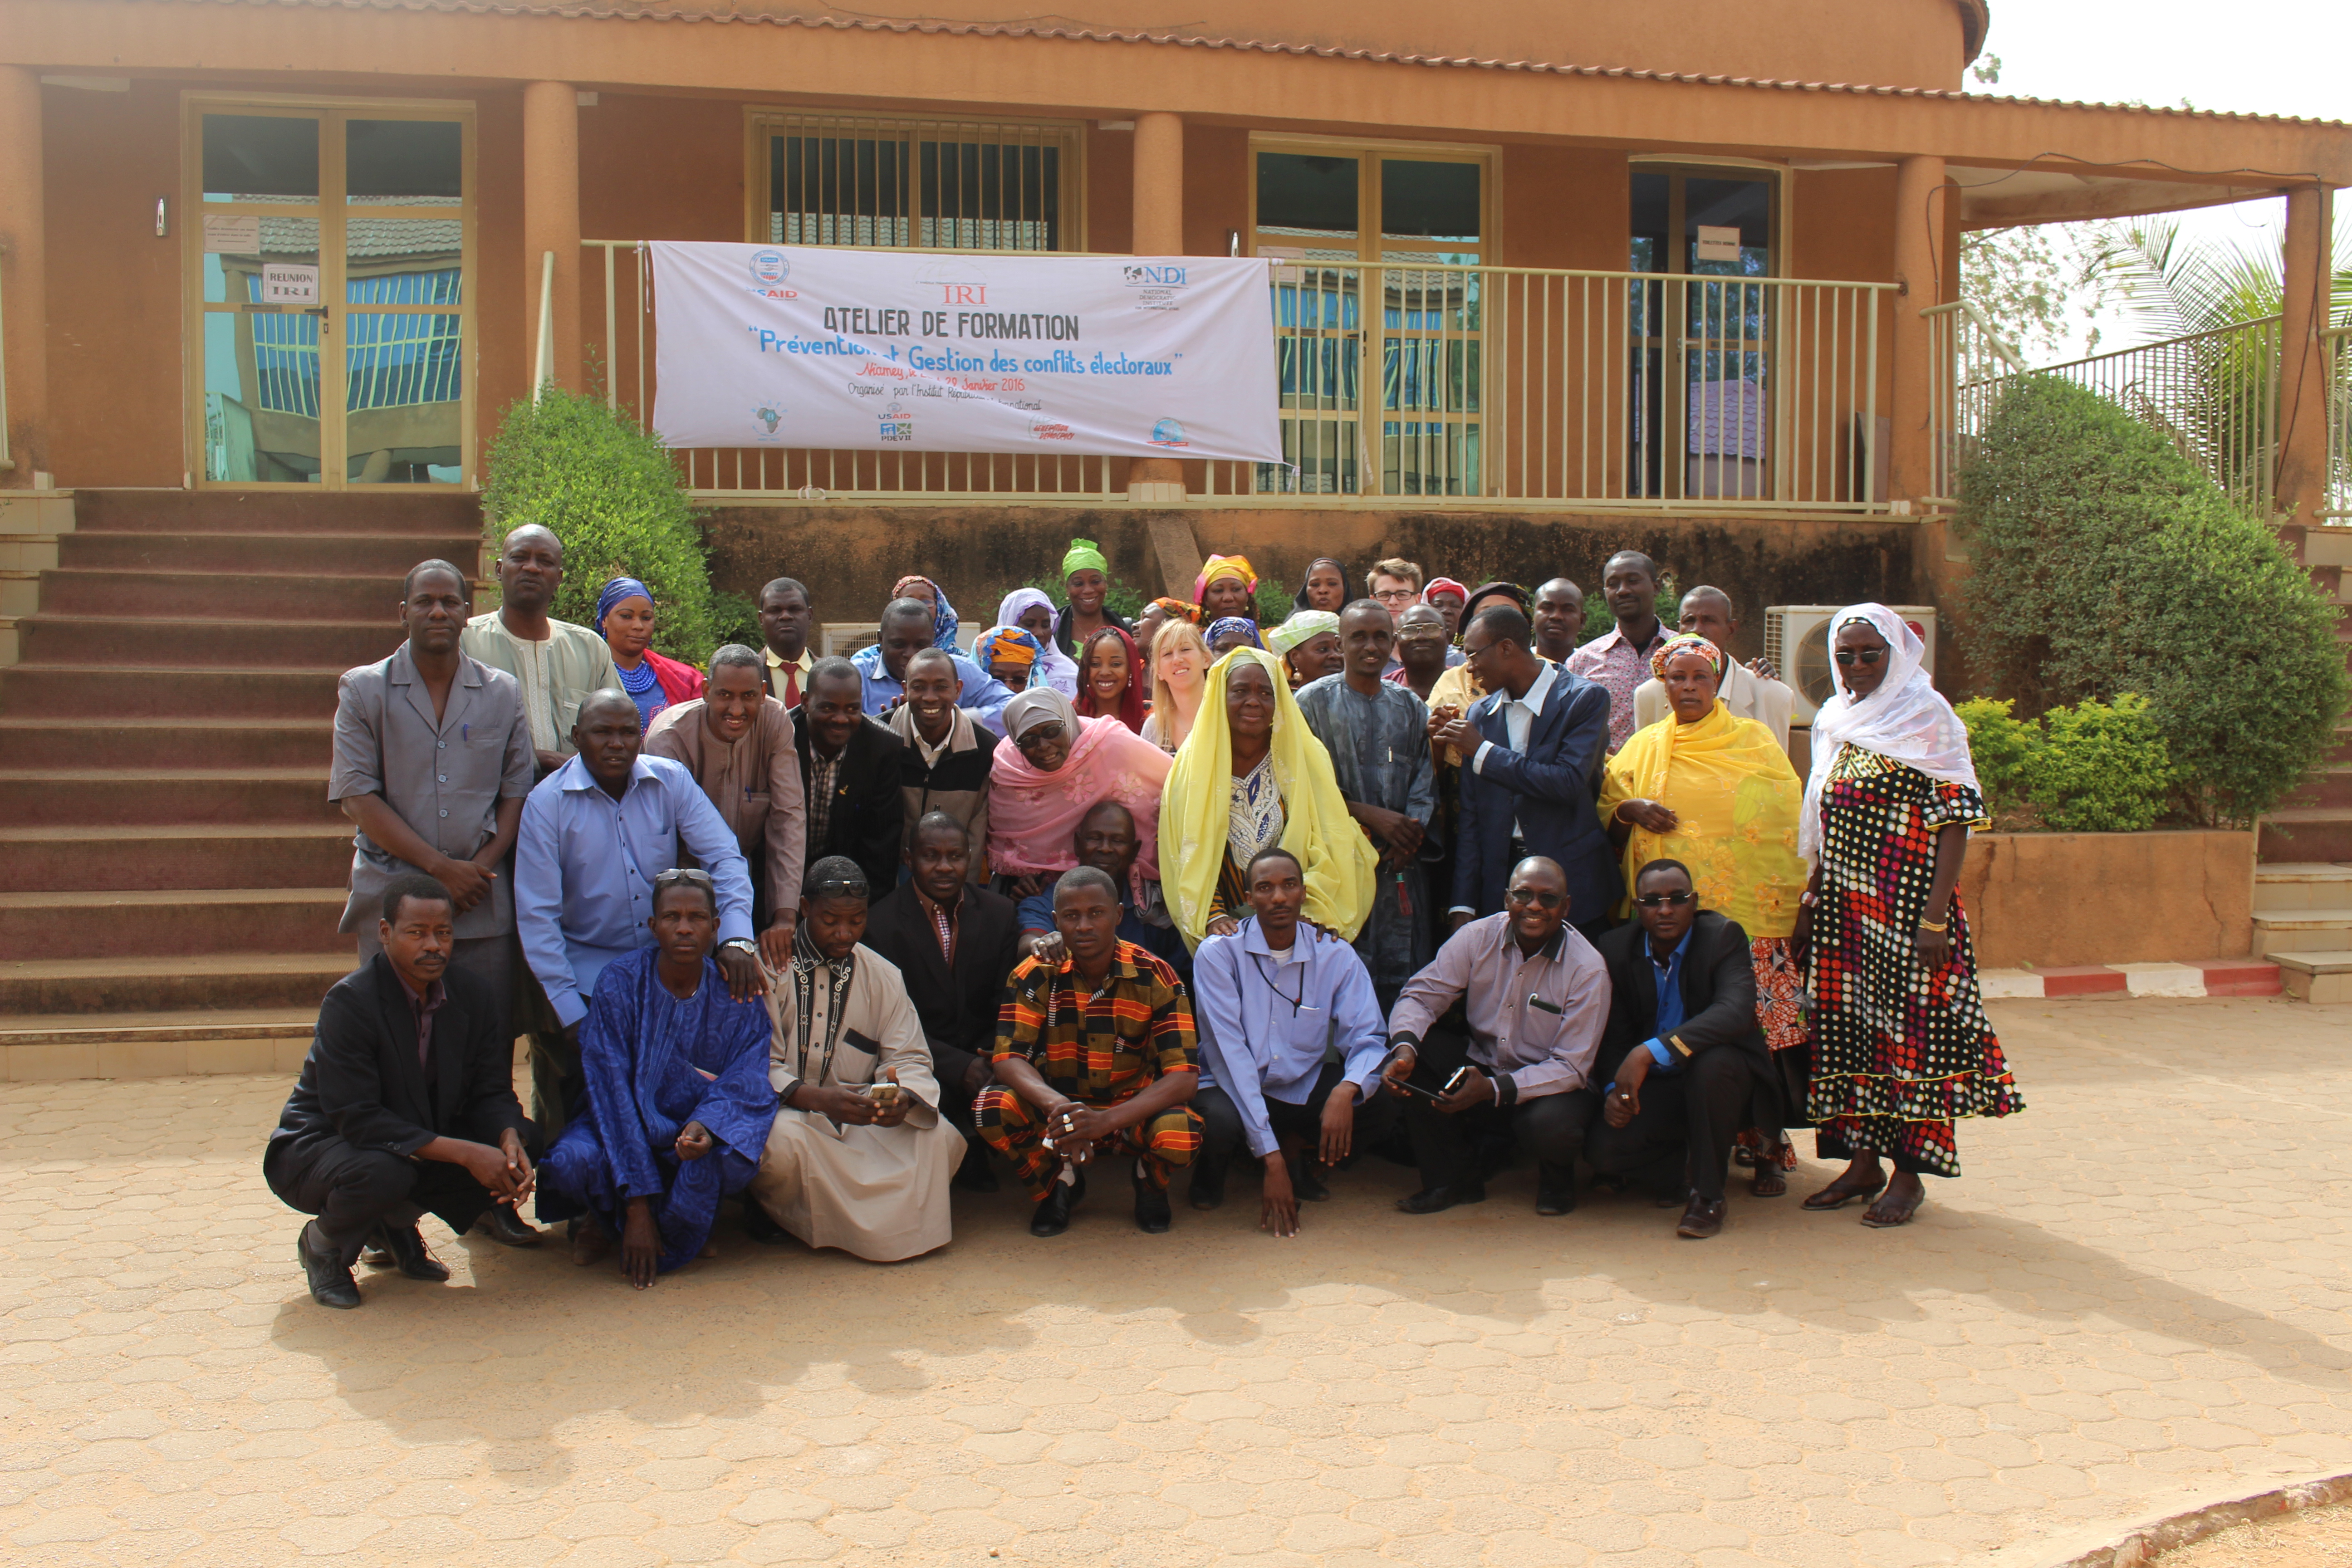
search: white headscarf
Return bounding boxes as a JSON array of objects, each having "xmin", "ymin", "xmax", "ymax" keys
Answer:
[
  {"xmin": 1798, "ymin": 603, "xmax": 1980, "ymax": 862},
  {"xmin": 996, "ymin": 587, "xmax": 1081, "ymax": 700}
]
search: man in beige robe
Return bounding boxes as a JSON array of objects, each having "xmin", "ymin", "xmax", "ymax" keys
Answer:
[{"xmin": 747, "ymin": 856, "xmax": 964, "ymax": 1262}]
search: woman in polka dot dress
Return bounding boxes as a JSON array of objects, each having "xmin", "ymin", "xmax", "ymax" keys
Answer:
[{"xmin": 1791, "ymin": 605, "xmax": 2024, "ymax": 1228}]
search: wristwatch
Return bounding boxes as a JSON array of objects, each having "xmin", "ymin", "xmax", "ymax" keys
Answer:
[{"xmin": 721, "ymin": 938, "xmax": 760, "ymax": 957}]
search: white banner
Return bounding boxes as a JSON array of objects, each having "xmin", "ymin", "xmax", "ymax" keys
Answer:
[{"xmin": 647, "ymin": 243, "xmax": 1282, "ymax": 462}]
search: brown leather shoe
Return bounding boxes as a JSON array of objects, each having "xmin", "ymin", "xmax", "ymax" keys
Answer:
[{"xmin": 1676, "ymin": 1194, "xmax": 1726, "ymax": 1239}]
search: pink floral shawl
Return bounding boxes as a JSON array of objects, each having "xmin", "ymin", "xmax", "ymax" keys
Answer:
[{"xmin": 985, "ymin": 711, "xmax": 1173, "ymax": 900}]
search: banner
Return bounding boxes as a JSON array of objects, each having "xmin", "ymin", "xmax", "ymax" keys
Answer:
[{"xmin": 647, "ymin": 243, "xmax": 1283, "ymax": 462}]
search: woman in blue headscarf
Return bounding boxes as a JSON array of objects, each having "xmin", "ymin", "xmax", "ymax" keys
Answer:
[
  {"xmin": 595, "ymin": 576, "xmax": 705, "ymax": 731},
  {"xmin": 890, "ymin": 575, "xmax": 961, "ymax": 652}
]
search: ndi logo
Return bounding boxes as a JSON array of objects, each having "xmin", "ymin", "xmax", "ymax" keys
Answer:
[
  {"xmin": 749, "ymin": 250, "xmax": 791, "ymax": 286},
  {"xmin": 1123, "ymin": 264, "xmax": 1187, "ymax": 288},
  {"xmin": 1149, "ymin": 417, "xmax": 1188, "ymax": 448}
]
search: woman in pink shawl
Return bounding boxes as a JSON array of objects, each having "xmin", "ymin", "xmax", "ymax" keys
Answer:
[{"xmin": 986, "ymin": 688, "xmax": 1172, "ymax": 903}]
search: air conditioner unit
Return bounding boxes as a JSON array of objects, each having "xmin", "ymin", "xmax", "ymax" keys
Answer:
[
  {"xmin": 1764, "ymin": 604, "xmax": 1937, "ymax": 726},
  {"xmin": 822, "ymin": 622, "xmax": 881, "ymax": 659}
]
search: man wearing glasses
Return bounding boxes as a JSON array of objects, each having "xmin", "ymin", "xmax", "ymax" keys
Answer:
[
  {"xmin": 1378, "ymin": 857, "xmax": 1609, "ymax": 1217},
  {"xmin": 1584, "ymin": 860, "xmax": 1770, "ymax": 1240}
]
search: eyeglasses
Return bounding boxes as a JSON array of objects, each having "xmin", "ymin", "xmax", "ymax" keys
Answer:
[
  {"xmin": 1012, "ymin": 721, "xmax": 1067, "ymax": 750},
  {"xmin": 1394, "ymin": 624, "xmax": 1448, "ymax": 642},
  {"xmin": 1372, "ymin": 588, "xmax": 1418, "ymax": 604},
  {"xmin": 653, "ymin": 868, "xmax": 715, "ymax": 890},
  {"xmin": 1632, "ymin": 890, "xmax": 1696, "ymax": 909},
  {"xmin": 1504, "ymin": 887, "xmax": 1564, "ymax": 908},
  {"xmin": 1833, "ymin": 647, "xmax": 1887, "ymax": 667}
]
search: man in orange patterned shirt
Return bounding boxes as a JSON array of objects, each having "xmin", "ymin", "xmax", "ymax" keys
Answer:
[{"xmin": 979, "ymin": 868, "xmax": 1200, "ymax": 1238}]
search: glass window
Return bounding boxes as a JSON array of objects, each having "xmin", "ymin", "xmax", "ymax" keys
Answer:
[
  {"xmin": 1379, "ymin": 160, "xmax": 1478, "ymax": 243},
  {"xmin": 346, "ymin": 216, "xmax": 464, "ymax": 305},
  {"xmin": 761, "ymin": 115, "xmax": 1074, "ymax": 250},
  {"xmin": 345, "ymin": 312, "xmax": 464, "ymax": 484},
  {"xmin": 203, "ymin": 114, "xmax": 319, "ymax": 203},
  {"xmin": 346, "ymin": 119, "xmax": 462, "ymax": 202},
  {"xmin": 1256, "ymin": 153, "xmax": 1358, "ymax": 240}
]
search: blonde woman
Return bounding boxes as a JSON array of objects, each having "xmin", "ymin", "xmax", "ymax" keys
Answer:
[{"xmin": 1141, "ymin": 619, "xmax": 1211, "ymax": 755}]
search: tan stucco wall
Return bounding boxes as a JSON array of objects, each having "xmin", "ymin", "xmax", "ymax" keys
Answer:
[{"xmin": 1958, "ymin": 829, "xmax": 2256, "ymax": 970}]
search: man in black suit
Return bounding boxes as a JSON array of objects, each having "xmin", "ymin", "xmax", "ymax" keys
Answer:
[
  {"xmin": 862, "ymin": 810, "xmax": 1024, "ymax": 1189},
  {"xmin": 1434, "ymin": 603, "xmax": 1618, "ymax": 940},
  {"xmin": 264, "ymin": 872, "xmax": 537, "ymax": 1309},
  {"xmin": 793, "ymin": 657, "xmax": 906, "ymax": 895},
  {"xmin": 1586, "ymin": 859, "xmax": 1769, "ymax": 1240}
]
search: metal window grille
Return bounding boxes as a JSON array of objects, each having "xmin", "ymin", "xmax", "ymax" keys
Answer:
[{"xmin": 761, "ymin": 113, "xmax": 1077, "ymax": 253}]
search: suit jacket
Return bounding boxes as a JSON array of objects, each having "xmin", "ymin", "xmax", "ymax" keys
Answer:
[
  {"xmin": 1592, "ymin": 911, "xmax": 1768, "ymax": 1083},
  {"xmin": 266, "ymin": 955, "xmax": 531, "ymax": 1175},
  {"xmin": 862, "ymin": 882, "xmax": 1025, "ymax": 1054},
  {"xmin": 1452, "ymin": 664, "xmax": 1621, "ymax": 922},
  {"xmin": 794, "ymin": 710, "xmax": 906, "ymax": 895}
]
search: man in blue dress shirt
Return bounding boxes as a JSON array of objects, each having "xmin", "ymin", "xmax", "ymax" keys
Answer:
[
  {"xmin": 851, "ymin": 598, "xmax": 1015, "ymax": 737},
  {"xmin": 1187, "ymin": 847, "xmax": 1399, "ymax": 1236},
  {"xmin": 515, "ymin": 690, "xmax": 764, "ymax": 1157}
]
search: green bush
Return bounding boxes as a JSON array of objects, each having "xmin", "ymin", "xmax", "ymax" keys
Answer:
[
  {"xmin": 481, "ymin": 388, "xmax": 719, "ymax": 664},
  {"xmin": 1955, "ymin": 697, "xmax": 2040, "ymax": 819},
  {"xmin": 2026, "ymin": 695, "xmax": 2175, "ymax": 833},
  {"xmin": 1956, "ymin": 375, "xmax": 2347, "ymax": 824}
]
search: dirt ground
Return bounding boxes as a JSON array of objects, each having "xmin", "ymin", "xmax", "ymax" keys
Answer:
[{"xmin": 2163, "ymin": 1504, "xmax": 2352, "ymax": 1568}]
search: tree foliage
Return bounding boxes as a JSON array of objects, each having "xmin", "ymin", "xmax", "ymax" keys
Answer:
[
  {"xmin": 481, "ymin": 389, "xmax": 720, "ymax": 664},
  {"xmin": 1955, "ymin": 375, "xmax": 2346, "ymax": 826}
]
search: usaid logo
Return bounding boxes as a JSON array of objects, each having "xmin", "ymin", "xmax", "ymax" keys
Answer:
[
  {"xmin": 749, "ymin": 250, "xmax": 791, "ymax": 286},
  {"xmin": 1123, "ymin": 264, "xmax": 1187, "ymax": 288}
]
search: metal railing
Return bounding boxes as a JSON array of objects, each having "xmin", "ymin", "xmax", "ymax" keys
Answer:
[
  {"xmin": 2326, "ymin": 325, "xmax": 2350, "ymax": 521},
  {"xmin": 1922, "ymin": 300, "xmax": 2029, "ymax": 505},
  {"xmin": 583, "ymin": 240, "xmax": 1895, "ymax": 508},
  {"xmin": 0, "ymin": 241, "xmax": 12, "ymax": 473}
]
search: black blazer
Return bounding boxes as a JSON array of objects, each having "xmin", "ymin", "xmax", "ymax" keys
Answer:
[
  {"xmin": 267, "ymin": 955, "xmax": 530, "ymax": 1173},
  {"xmin": 1592, "ymin": 910, "xmax": 1768, "ymax": 1083},
  {"xmin": 794, "ymin": 710, "xmax": 906, "ymax": 895},
  {"xmin": 864, "ymin": 882, "xmax": 1024, "ymax": 1053},
  {"xmin": 1453, "ymin": 664, "xmax": 1620, "ymax": 921}
]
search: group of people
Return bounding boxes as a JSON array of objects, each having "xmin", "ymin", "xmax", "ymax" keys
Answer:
[{"xmin": 267, "ymin": 523, "xmax": 2024, "ymax": 1309}]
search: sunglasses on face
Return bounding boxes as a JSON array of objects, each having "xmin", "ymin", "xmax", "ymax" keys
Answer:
[
  {"xmin": 1632, "ymin": 890, "xmax": 1695, "ymax": 909},
  {"xmin": 1012, "ymin": 721, "xmax": 1067, "ymax": 750},
  {"xmin": 1504, "ymin": 887, "xmax": 1564, "ymax": 909},
  {"xmin": 1833, "ymin": 647, "xmax": 1887, "ymax": 667}
]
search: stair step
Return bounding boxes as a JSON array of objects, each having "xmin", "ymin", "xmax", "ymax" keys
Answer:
[
  {"xmin": 2275, "ymin": 950, "xmax": 2352, "ymax": 1004},
  {"xmin": 0, "ymin": 1007, "xmax": 317, "ymax": 1045},
  {"xmin": 2253, "ymin": 862, "xmax": 2352, "ymax": 912},
  {"xmin": 0, "ymin": 822, "xmax": 355, "ymax": 890},
  {"xmin": 2283, "ymin": 766, "xmax": 2352, "ymax": 812},
  {"xmin": 70, "ymin": 489, "xmax": 483, "ymax": 538},
  {"xmin": 15, "ymin": 614, "xmax": 402, "ymax": 669},
  {"xmin": 0, "ymin": 666, "xmax": 344, "ymax": 720},
  {"xmin": 2252, "ymin": 906, "xmax": 2352, "ymax": 956},
  {"xmin": 0, "ymin": 768, "xmax": 337, "ymax": 827},
  {"xmin": 0, "ymin": 1008, "xmax": 319, "ymax": 1080},
  {"xmin": 0, "ymin": 716, "xmax": 333, "ymax": 770},
  {"xmin": 0, "ymin": 952, "xmax": 351, "ymax": 1015},
  {"xmin": 60, "ymin": 531, "xmax": 481, "ymax": 576},
  {"xmin": 0, "ymin": 887, "xmax": 350, "ymax": 960},
  {"xmin": 2260, "ymin": 811, "xmax": 2352, "ymax": 866},
  {"xmin": 35, "ymin": 568, "xmax": 418, "ymax": 621}
]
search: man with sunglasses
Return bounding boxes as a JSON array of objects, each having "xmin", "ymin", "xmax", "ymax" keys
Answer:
[
  {"xmin": 1379, "ymin": 856, "xmax": 1609, "ymax": 1217},
  {"xmin": 1584, "ymin": 859, "xmax": 1770, "ymax": 1240}
]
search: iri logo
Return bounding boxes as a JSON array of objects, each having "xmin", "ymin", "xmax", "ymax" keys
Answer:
[
  {"xmin": 938, "ymin": 284, "xmax": 986, "ymax": 304},
  {"xmin": 1149, "ymin": 417, "xmax": 1188, "ymax": 448},
  {"xmin": 749, "ymin": 250, "xmax": 791, "ymax": 286},
  {"xmin": 1124, "ymin": 264, "xmax": 1187, "ymax": 287}
]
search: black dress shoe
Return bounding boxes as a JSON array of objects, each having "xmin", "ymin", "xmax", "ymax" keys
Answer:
[
  {"xmin": 298, "ymin": 1223, "xmax": 362, "ymax": 1310},
  {"xmin": 476, "ymin": 1205, "xmax": 545, "ymax": 1248},
  {"xmin": 1395, "ymin": 1181, "xmax": 1486, "ymax": 1215},
  {"xmin": 1187, "ymin": 1159, "xmax": 1228, "ymax": 1211},
  {"xmin": 1031, "ymin": 1177, "xmax": 1078, "ymax": 1238},
  {"xmin": 371, "ymin": 1223, "xmax": 451, "ymax": 1281},
  {"xmin": 1534, "ymin": 1164, "xmax": 1576, "ymax": 1216},
  {"xmin": 952, "ymin": 1142, "xmax": 1000, "ymax": 1193},
  {"xmin": 1289, "ymin": 1155, "xmax": 1331, "ymax": 1203},
  {"xmin": 1133, "ymin": 1164, "xmax": 1172, "ymax": 1234},
  {"xmin": 743, "ymin": 1200, "xmax": 790, "ymax": 1245},
  {"xmin": 1677, "ymin": 1195, "xmax": 1727, "ymax": 1239}
]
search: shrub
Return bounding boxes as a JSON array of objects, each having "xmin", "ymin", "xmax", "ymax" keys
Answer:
[
  {"xmin": 1956, "ymin": 375, "xmax": 2346, "ymax": 824},
  {"xmin": 481, "ymin": 388, "xmax": 719, "ymax": 664},
  {"xmin": 1955, "ymin": 697, "xmax": 2040, "ymax": 820},
  {"xmin": 2026, "ymin": 695, "xmax": 2174, "ymax": 833}
]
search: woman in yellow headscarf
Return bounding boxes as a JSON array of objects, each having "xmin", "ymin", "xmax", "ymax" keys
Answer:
[
  {"xmin": 1192, "ymin": 555, "xmax": 1259, "ymax": 624},
  {"xmin": 1598, "ymin": 632, "xmax": 1810, "ymax": 1192},
  {"xmin": 1161, "ymin": 647, "xmax": 1376, "ymax": 950}
]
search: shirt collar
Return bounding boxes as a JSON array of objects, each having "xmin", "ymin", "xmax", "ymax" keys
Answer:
[
  {"xmin": 1648, "ymin": 924, "xmax": 1695, "ymax": 972},
  {"xmin": 558, "ymin": 753, "xmax": 660, "ymax": 793},
  {"xmin": 914, "ymin": 881, "xmax": 964, "ymax": 922},
  {"xmin": 394, "ymin": 969, "xmax": 447, "ymax": 1014},
  {"xmin": 1504, "ymin": 658, "xmax": 1558, "ymax": 712},
  {"xmin": 766, "ymin": 646, "xmax": 813, "ymax": 672},
  {"xmin": 1239, "ymin": 916, "xmax": 1308, "ymax": 964}
]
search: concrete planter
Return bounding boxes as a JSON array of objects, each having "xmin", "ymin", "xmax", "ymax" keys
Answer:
[{"xmin": 1957, "ymin": 828, "xmax": 2254, "ymax": 970}]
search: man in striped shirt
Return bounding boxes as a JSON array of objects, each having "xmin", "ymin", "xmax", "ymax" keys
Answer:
[{"xmin": 979, "ymin": 868, "xmax": 1201, "ymax": 1238}]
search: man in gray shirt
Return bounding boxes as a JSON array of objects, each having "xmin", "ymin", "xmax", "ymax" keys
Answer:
[{"xmin": 332, "ymin": 559, "xmax": 534, "ymax": 1073}]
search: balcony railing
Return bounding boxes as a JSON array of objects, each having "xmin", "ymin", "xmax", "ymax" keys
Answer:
[
  {"xmin": 2328, "ymin": 326, "xmax": 2350, "ymax": 522},
  {"xmin": 584, "ymin": 241, "xmax": 1896, "ymax": 509},
  {"xmin": 1921, "ymin": 300, "xmax": 2028, "ymax": 505},
  {"xmin": 0, "ymin": 241, "xmax": 12, "ymax": 474}
]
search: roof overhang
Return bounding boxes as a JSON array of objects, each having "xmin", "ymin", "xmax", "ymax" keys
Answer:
[
  {"xmin": 1956, "ymin": 0, "xmax": 1989, "ymax": 66},
  {"xmin": 1952, "ymin": 165, "xmax": 2278, "ymax": 229}
]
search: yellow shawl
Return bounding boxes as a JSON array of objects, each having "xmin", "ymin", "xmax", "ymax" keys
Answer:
[
  {"xmin": 1597, "ymin": 701, "xmax": 1807, "ymax": 937},
  {"xmin": 1160, "ymin": 647, "xmax": 1378, "ymax": 950}
]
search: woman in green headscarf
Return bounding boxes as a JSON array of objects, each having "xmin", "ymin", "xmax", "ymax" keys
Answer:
[{"xmin": 1054, "ymin": 537, "xmax": 1135, "ymax": 658}]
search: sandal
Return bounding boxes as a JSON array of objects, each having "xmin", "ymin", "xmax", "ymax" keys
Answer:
[
  {"xmin": 1751, "ymin": 1165, "xmax": 1788, "ymax": 1198},
  {"xmin": 1801, "ymin": 1172, "xmax": 1886, "ymax": 1211},
  {"xmin": 1861, "ymin": 1186, "xmax": 1926, "ymax": 1229}
]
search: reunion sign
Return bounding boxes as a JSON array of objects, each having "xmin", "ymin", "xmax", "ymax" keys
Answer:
[{"xmin": 647, "ymin": 243, "xmax": 1284, "ymax": 463}]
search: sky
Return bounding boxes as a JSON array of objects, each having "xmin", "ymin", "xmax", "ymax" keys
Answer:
[{"xmin": 1960, "ymin": 0, "xmax": 2348, "ymax": 358}]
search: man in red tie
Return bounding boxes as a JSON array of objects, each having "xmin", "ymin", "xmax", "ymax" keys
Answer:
[{"xmin": 758, "ymin": 578, "xmax": 817, "ymax": 707}]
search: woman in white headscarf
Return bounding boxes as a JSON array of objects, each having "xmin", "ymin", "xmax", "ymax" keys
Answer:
[
  {"xmin": 1791, "ymin": 604, "xmax": 2024, "ymax": 1229},
  {"xmin": 996, "ymin": 588, "xmax": 1082, "ymax": 700}
]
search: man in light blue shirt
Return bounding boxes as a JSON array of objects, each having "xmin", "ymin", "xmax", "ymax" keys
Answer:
[
  {"xmin": 1187, "ymin": 847, "xmax": 1399, "ymax": 1237},
  {"xmin": 516, "ymin": 691, "xmax": 765, "ymax": 1161},
  {"xmin": 851, "ymin": 598, "xmax": 1014, "ymax": 737}
]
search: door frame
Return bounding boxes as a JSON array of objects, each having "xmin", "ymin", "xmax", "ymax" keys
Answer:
[{"xmin": 181, "ymin": 91, "xmax": 478, "ymax": 491}]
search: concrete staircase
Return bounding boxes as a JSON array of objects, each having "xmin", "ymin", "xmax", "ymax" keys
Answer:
[
  {"xmin": 2253, "ymin": 524, "xmax": 2352, "ymax": 1000},
  {"xmin": 0, "ymin": 489, "xmax": 481, "ymax": 1077}
]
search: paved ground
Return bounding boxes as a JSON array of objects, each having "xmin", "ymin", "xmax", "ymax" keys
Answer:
[
  {"xmin": 2164, "ymin": 1503, "xmax": 2352, "ymax": 1568},
  {"xmin": 4, "ymin": 995, "xmax": 2351, "ymax": 1568}
]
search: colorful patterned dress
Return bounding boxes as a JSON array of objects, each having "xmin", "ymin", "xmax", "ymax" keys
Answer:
[{"xmin": 1805, "ymin": 745, "xmax": 2024, "ymax": 1176}]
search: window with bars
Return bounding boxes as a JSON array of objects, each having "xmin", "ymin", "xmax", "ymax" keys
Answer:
[{"xmin": 756, "ymin": 113, "xmax": 1079, "ymax": 251}]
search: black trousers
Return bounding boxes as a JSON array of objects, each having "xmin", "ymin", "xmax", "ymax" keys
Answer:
[
  {"xmin": 1583, "ymin": 1046, "xmax": 1758, "ymax": 1203},
  {"xmin": 265, "ymin": 1132, "xmax": 531, "ymax": 1267},
  {"xmin": 1398, "ymin": 1027, "xmax": 1596, "ymax": 1189},
  {"xmin": 1195, "ymin": 1060, "xmax": 1402, "ymax": 1175},
  {"xmin": 926, "ymin": 1033, "xmax": 991, "ymax": 1136}
]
